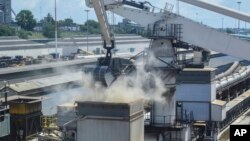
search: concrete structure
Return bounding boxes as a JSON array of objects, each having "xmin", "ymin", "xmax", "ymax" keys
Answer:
[
  {"xmin": 8, "ymin": 72, "xmax": 82, "ymax": 96},
  {"xmin": 76, "ymin": 100, "xmax": 144, "ymax": 141},
  {"xmin": 0, "ymin": 35, "xmax": 150, "ymax": 58},
  {"xmin": 0, "ymin": 0, "xmax": 11, "ymax": 23}
]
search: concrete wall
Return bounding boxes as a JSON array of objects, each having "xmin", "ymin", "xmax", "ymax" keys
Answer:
[
  {"xmin": 77, "ymin": 118, "xmax": 130, "ymax": 141},
  {"xmin": 130, "ymin": 116, "xmax": 144, "ymax": 141},
  {"xmin": 211, "ymin": 104, "xmax": 226, "ymax": 121}
]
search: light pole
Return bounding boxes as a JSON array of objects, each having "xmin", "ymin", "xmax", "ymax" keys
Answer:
[
  {"xmin": 237, "ymin": 1, "xmax": 241, "ymax": 32},
  {"xmin": 55, "ymin": 0, "xmax": 58, "ymax": 60},
  {"xmin": 85, "ymin": 9, "xmax": 90, "ymax": 52},
  {"xmin": 176, "ymin": 0, "xmax": 179, "ymax": 15},
  {"xmin": 112, "ymin": 12, "xmax": 115, "ymax": 32},
  {"xmin": 0, "ymin": 10, "xmax": 3, "ymax": 23},
  {"xmin": 221, "ymin": 17, "xmax": 224, "ymax": 31}
]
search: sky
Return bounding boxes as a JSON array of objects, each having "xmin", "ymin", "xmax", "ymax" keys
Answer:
[{"xmin": 12, "ymin": 0, "xmax": 250, "ymax": 28}]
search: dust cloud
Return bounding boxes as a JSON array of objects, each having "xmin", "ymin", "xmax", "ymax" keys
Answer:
[{"xmin": 80, "ymin": 53, "xmax": 169, "ymax": 103}]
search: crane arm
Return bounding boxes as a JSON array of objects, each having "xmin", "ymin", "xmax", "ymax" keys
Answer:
[
  {"xmin": 91, "ymin": 0, "xmax": 114, "ymax": 45},
  {"xmin": 96, "ymin": 0, "xmax": 250, "ymax": 61}
]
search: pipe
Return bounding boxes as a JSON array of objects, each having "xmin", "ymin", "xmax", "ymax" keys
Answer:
[
  {"xmin": 179, "ymin": 0, "xmax": 250, "ymax": 23},
  {"xmin": 215, "ymin": 62, "xmax": 240, "ymax": 80},
  {"xmin": 216, "ymin": 66, "xmax": 250, "ymax": 90}
]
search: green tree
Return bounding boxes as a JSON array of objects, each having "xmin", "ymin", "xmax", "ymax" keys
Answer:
[
  {"xmin": 80, "ymin": 20, "xmax": 100, "ymax": 34},
  {"xmin": 42, "ymin": 13, "xmax": 60, "ymax": 38},
  {"xmin": 64, "ymin": 18, "xmax": 74, "ymax": 26},
  {"xmin": 16, "ymin": 10, "xmax": 36, "ymax": 31},
  {"xmin": 42, "ymin": 23, "xmax": 56, "ymax": 38},
  {"xmin": 0, "ymin": 24, "xmax": 16, "ymax": 36},
  {"xmin": 44, "ymin": 13, "xmax": 54, "ymax": 24},
  {"xmin": 58, "ymin": 18, "xmax": 74, "ymax": 27},
  {"xmin": 17, "ymin": 30, "xmax": 32, "ymax": 39}
]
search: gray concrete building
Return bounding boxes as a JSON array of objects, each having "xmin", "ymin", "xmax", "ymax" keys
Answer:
[{"xmin": 0, "ymin": 0, "xmax": 12, "ymax": 23}]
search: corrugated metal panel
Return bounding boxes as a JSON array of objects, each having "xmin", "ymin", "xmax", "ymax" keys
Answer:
[
  {"xmin": 76, "ymin": 100, "xmax": 144, "ymax": 141},
  {"xmin": 9, "ymin": 102, "xmax": 42, "ymax": 115},
  {"xmin": 183, "ymin": 102, "xmax": 210, "ymax": 121},
  {"xmin": 130, "ymin": 116, "xmax": 144, "ymax": 141},
  {"xmin": 177, "ymin": 68, "xmax": 216, "ymax": 83},
  {"xmin": 0, "ymin": 114, "xmax": 10, "ymax": 137},
  {"xmin": 77, "ymin": 118, "xmax": 130, "ymax": 141},
  {"xmin": 176, "ymin": 84, "xmax": 215, "ymax": 102},
  {"xmin": 76, "ymin": 100, "xmax": 143, "ymax": 117},
  {"xmin": 9, "ymin": 72, "xmax": 81, "ymax": 93}
]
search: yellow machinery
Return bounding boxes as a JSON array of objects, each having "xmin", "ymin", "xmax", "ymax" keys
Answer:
[{"xmin": 41, "ymin": 115, "xmax": 58, "ymax": 130}]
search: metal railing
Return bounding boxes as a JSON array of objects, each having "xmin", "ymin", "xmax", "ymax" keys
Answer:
[
  {"xmin": 146, "ymin": 24, "xmax": 182, "ymax": 40},
  {"xmin": 41, "ymin": 115, "xmax": 58, "ymax": 129},
  {"xmin": 220, "ymin": 95, "xmax": 250, "ymax": 130},
  {"xmin": 144, "ymin": 113, "xmax": 192, "ymax": 128}
]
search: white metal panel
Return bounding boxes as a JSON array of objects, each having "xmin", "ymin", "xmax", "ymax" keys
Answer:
[
  {"xmin": 176, "ymin": 84, "xmax": 213, "ymax": 102},
  {"xmin": 211, "ymin": 104, "xmax": 226, "ymax": 121},
  {"xmin": 130, "ymin": 116, "xmax": 144, "ymax": 141},
  {"xmin": 210, "ymin": 83, "xmax": 216, "ymax": 101},
  {"xmin": 77, "ymin": 118, "xmax": 130, "ymax": 141},
  {"xmin": 110, "ymin": 6, "xmax": 164, "ymax": 27},
  {"xmin": 169, "ymin": 16, "xmax": 250, "ymax": 61},
  {"xmin": 180, "ymin": 0, "xmax": 250, "ymax": 23},
  {"xmin": 129, "ymin": 100, "xmax": 144, "ymax": 116},
  {"xmin": 183, "ymin": 102, "xmax": 210, "ymax": 121}
]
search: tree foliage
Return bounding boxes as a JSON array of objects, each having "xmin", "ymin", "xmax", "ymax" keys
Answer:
[
  {"xmin": 58, "ymin": 18, "xmax": 74, "ymax": 26},
  {"xmin": 42, "ymin": 23, "xmax": 56, "ymax": 38},
  {"xmin": 43, "ymin": 13, "xmax": 55, "ymax": 24},
  {"xmin": 42, "ymin": 13, "xmax": 60, "ymax": 38},
  {"xmin": 0, "ymin": 24, "xmax": 16, "ymax": 36},
  {"xmin": 17, "ymin": 30, "xmax": 32, "ymax": 39},
  {"xmin": 80, "ymin": 20, "xmax": 100, "ymax": 34},
  {"xmin": 16, "ymin": 10, "xmax": 36, "ymax": 31}
]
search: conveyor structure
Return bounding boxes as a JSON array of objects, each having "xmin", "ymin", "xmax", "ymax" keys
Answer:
[
  {"xmin": 86, "ymin": 0, "xmax": 250, "ymax": 61},
  {"xmin": 85, "ymin": 0, "xmax": 250, "ymax": 87},
  {"xmin": 85, "ymin": 0, "xmax": 250, "ymax": 140}
]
